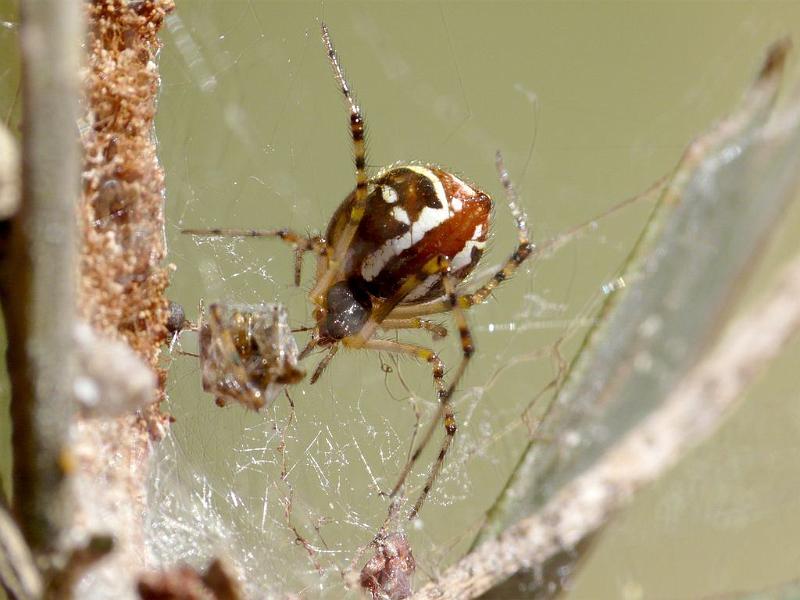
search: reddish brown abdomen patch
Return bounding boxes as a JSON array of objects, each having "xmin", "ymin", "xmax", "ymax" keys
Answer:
[{"xmin": 327, "ymin": 165, "xmax": 491, "ymax": 303}]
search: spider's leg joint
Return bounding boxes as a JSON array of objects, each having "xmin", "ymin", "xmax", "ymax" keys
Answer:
[{"xmin": 342, "ymin": 335, "xmax": 366, "ymax": 350}]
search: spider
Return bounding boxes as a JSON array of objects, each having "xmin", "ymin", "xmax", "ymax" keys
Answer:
[{"xmin": 183, "ymin": 23, "xmax": 532, "ymax": 519}]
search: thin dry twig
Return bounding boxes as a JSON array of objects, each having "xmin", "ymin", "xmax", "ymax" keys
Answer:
[
  {"xmin": 411, "ymin": 250, "xmax": 800, "ymax": 599},
  {"xmin": 475, "ymin": 39, "xmax": 791, "ymax": 546},
  {"xmin": 0, "ymin": 122, "xmax": 19, "ymax": 220},
  {"xmin": 0, "ymin": 504, "xmax": 42, "ymax": 600}
]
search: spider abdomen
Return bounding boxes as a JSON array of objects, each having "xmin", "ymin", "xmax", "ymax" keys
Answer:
[{"xmin": 326, "ymin": 165, "xmax": 492, "ymax": 303}]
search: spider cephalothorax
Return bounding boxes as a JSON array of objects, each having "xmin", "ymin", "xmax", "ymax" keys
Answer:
[{"xmin": 184, "ymin": 23, "xmax": 532, "ymax": 519}]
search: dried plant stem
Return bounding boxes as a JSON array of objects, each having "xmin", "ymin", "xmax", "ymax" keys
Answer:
[
  {"xmin": 411, "ymin": 252, "xmax": 800, "ymax": 599},
  {"xmin": 0, "ymin": 504, "xmax": 42, "ymax": 600},
  {"xmin": 2, "ymin": 0, "xmax": 81, "ymax": 551},
  {"xmin": 475, "ymin": 39, "xmax": 790, "ymax": 546},
  {"xmin": 1, "ymin": 0, "xmax": 174, "ymax": 596},
  {"xmin": 68, "ymin": 0, "xmax": 174, "ymax": 594}
]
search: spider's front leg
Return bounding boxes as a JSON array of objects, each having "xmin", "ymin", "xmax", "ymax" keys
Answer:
[
  {"xmin": 181, "ymin": 227, "xmax": 325, "ymax": 286},
  {"xmin": 310, "ymin": 23, "xmax": 370, "ymax": 303}
]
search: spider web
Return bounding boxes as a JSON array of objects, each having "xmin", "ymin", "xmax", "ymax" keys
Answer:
[
  {"xmin": 0, "ymin": 2, "xmax": 796, "ymax": 599},
  {"xmin": 146, "ymin": 3, "xmax": 787, "ymax": 598}
]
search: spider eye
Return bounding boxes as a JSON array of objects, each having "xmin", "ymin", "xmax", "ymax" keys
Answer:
[{"xmin": 325, "ymin": 280, "xmax": 372, "ymax": 339}]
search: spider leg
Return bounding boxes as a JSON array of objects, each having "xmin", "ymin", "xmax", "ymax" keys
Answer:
[
  {"xmin": 359, "ymin": 337, "xmax": 447, "ymax": 502},
  {"xmin": 387, "ymin": 151, "xmax": 533, "ymax": 319},
  {"xmin": 332, "ymin": 256, "xmax": 455, "ymax": 517},
  {"xmin": 460, "ymin": 152, "xmax": 533, "ymax": 307},
  {"xmin": 298, "ymin": 334, "xmax": 319, "ymax": 361},
  {"xmin": 310, "ymin": 23, "xmax": 369, "ymax": 305},
  {"xmin": 361, "ymin": 338, "xmax": 445, "ymax": 400},
  {"xmin": 382, "ymin": 295, "xmax": 452, "ymax": 318},
  {"xmin": 376, "ymin": 155, "xmax": 527, "ymax": 517},
  {"xmin": 293, "ymin": 247, "xmax": 305, "ymax": 287},
  {"xmin": 380, "ymin": 318, "xmax": 447, "ymax": 341},
  {"xmin": 310, "ymin": 343, "xmax": 339, "ymax": 384},
  {"xmin": 182, "ymin": 227, "xmax": 325, "ymax": 286},
  {"xmin": 404, "ymin": 266, "xmax": 474, "ymax": 519},
  {"xmin": 347, "ymin": 255, "xmax": 471, "ymax": 518}
]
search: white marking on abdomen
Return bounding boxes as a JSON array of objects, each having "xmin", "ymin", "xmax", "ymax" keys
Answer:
[
  {"xmin": 362, "ymin": 206, "xmax": 449, "ymax": 281},
  {"xmin": 405, "ymin": 274, "xmax": 442, "ymax": 301},
  {"xmin": 392, "ymin": 206, "xmax": 411, "ymax": 225},
  {"xmin": 361, "ymin": 168, "xmax": 455, "ymax": 282},
  {"xmin": 361, "ymin": 238, "xmax": 408, "ymax": 282},
  {"xmin": 451, "ymin": 240, "xmax": 486, "ymax": 272},
  {"xmin": 381, "ymin": 185, "xmax": 398, "ymax": 204}
]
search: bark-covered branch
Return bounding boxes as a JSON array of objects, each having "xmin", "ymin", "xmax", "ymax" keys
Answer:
[
  {"xmin": 1, "ymin": 0, "xmax": 174, "ymax": 597},
  {"xmin": 4, "ymin": 0, "xmax": 82, "ymax": 552},
  {"xmin": 412, "ymin": 39, "xmax": 800, "ymax": 600}
]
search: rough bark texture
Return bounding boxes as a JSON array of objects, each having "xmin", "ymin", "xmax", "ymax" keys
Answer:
[{"xmin": 71, "ymin": 0, "xmax": 174, "ymax": 593}]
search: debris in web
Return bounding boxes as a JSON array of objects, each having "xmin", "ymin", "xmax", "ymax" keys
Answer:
[
  {"xmin": 137, "ymin": 557, "xmax": 243, "ymax": 600},
  {"xmin": 360, "ymin": 531, "xmax": 417, "ymax": 600},
  {"xmin": 199, "ymin": 302, "xmax": 305, "ymax": 411},
  {"xmin": 151, "ymin": 6, "xmax": 709, "ymax": 598}
]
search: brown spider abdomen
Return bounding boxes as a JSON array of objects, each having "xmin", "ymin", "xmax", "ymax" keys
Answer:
[{"xmin": 326, "ymin": 165, "xmax": 492, "ymax": 303}]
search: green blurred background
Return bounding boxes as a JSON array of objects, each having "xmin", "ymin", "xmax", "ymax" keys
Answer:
[{"xmin": 2, "ymin": 1, "xmax": 800, "ymax": 598}]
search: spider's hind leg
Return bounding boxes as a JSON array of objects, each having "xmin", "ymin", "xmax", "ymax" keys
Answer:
[
  {"xmin": 460, "ymin": 151, "xmax": 533, "ymax": 308},
  {"xmin": 404, "ymin": 261, "xmax": 475, "ymax": 519}
]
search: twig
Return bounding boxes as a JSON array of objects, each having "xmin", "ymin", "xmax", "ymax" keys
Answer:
[
  {"xmin": 412, "ymin": 250, "xmax": 800, "ymax": 600},
  {"xmin": 3, "ymin": 0, "xmax": 81, "ymax": 551},
  {"xmin": 0, "ymin": 122, "xmax": 19, "ymax": 220},
  {"xmin": 473, "ymin": 37, "xmax": 791, "ymax": 546},
  {"xmin": 0, "ymin": 504, "xmax": 42, "ymax": 600},
  {"xmin": 46, "ymin": 535, "xmax": 114, "ymax": 599},
  {"xmin": 67, "ymin": 0, "xmax": 174, "ymax": 595}
]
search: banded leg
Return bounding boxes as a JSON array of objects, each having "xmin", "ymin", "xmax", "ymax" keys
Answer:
[
  {"xmin": 361, "ymin": 339, "xmax": 446, "ymax": 399},
  {"xmin": 310, "ymin": 343, "xmax": 339, "ymax": 384},
  {"xmin": 390, "ymin": 156, "xmax": 527, "ymax": 515},
  {"xmin": 462, "ymin": 151, "xmax": 533, "ymax": 307},
  {"xmin": 293, "ymin": 247, "xmax": 305, "ymax": 287},
  {"xmin": 307, "ymin": 316, "xmax": 446, "ymax": 386},
  {"xmin": 355, "ymin": 255, "xmax": 474, "ymax": 517},
  {"xmin": 380, "ymin": 317, "xmax": 448, "ymax": 340},
  {"xmin": 181, "ymin": 227, "xmax": 325, "ymax": 286},
  {"xmin": 310, "ymin": 23, "xmax": 370, "ymax": 304},
  {"xmin": 387, "ymin": 152, "xmax": 533, "ymax": 320},
  {"xmin": 403, "ymin": 267, "xmax": 475, "ymax": 519},
  {"xmin": 360, "ymin": 338, "xmax": 449, "ymax": 510}
]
